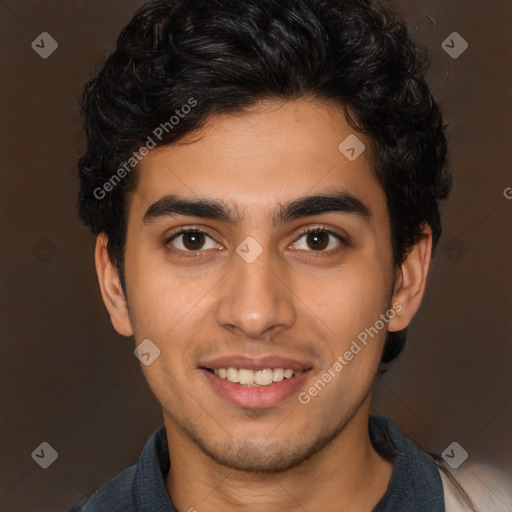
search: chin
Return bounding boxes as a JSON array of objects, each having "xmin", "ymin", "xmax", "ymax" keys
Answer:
[{"xmin": 192, "ymin": 426, "xmax": 342, "ymax": 474}]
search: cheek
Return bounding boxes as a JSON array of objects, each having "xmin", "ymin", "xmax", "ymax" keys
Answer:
[
  {"xmin": 296, "ymin": 260, "xmax": 391, "ymax": 340},
  {"xmin": 124, "ymin": 244, "xmax": 218, "ymax": 337},
  {"xmin": 293, "ymin": 257, "xmax": 393, "ymax": 400}
]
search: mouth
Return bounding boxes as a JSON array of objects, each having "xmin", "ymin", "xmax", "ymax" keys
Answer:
[{"xmin": 198, "ymin": 356, "xmax": 313, "ymax": 408}]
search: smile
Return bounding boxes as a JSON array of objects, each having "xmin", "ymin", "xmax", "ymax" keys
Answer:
[{"xmin": 204, "ymin": 367, "xmax": 304, "ymax": 386}]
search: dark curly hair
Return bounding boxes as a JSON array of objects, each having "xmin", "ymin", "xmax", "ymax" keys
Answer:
[{"xmin": 78, "ymin": 0, "xmax": 452, "ymax": 365}]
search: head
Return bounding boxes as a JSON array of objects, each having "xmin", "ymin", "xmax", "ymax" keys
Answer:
[{"xmin": 79, "ymin": 0, "xmax": 451, "ymax": 472}]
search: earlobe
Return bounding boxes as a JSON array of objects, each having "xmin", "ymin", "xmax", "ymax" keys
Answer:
[
  {"xmin": 387, "ymin": 226, "xmax": 433, "ymax": 333},
  {"xmin": 94, "ymin": 234, "xmax": 134, "ymax": 337}
]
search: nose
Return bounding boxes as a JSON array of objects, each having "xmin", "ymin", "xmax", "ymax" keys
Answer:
[{"xmin": 216, "ymin": 245, "xmax": 297, "ymax": 339}]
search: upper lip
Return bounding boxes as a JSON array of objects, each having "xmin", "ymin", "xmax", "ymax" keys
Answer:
[{"xmin": 199, "ymin": 355, "xmax": 313, "ymax": 372}]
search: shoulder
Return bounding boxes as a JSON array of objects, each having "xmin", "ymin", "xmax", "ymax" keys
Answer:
[
  {"xmin": 69, "ymin": 465, "xmax": 137, "ymax": 512},
  {"xmin": 439, "ymin": 461, "xmax": 512, "ymax": 512},
  {"xmin": 370, "ymin": 415, "xmax": 445, "ymax": 511}
]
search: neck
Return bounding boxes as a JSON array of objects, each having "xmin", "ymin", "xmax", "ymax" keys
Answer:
[{"xmin": 165, "ymin": 398, "xmax": 394, "ymax": 512}]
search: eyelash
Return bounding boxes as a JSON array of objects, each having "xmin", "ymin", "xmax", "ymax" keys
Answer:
[{"xmin": 165, "ymin": 226, "xmax": 346, "ymax": 258}]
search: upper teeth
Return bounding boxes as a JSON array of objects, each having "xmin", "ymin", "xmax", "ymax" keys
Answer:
[{"xmin": 212, "ymin": 367, "xmax": 302, "ymax": 386}]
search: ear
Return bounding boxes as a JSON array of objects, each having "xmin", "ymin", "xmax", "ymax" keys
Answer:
[
  {"xmin": 387, "ymin": 226, "xmax": 433, "ymax": 333},
  {"xmin": 94, "ymin": 233, "xmax": 134, "ymax": 336}
]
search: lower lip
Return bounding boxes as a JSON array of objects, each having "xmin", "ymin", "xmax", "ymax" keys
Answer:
[{"xmin": 201, "ymin": 369, "xmax": 311, "ymax": 409}]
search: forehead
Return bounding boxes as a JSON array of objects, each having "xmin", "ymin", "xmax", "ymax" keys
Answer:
[{"xmin": 129, "ymin": 99, "xmax": 386, "ymax": 223}]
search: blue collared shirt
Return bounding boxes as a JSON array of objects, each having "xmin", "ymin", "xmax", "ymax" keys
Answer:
[{"xmin": 69, "ymin": 414, "xmax": 445, "ymax": 511}]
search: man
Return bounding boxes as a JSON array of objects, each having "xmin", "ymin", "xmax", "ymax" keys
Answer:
[{"xmin": 71, "ymin": 0, "xmax": 490, "ymax": 510}]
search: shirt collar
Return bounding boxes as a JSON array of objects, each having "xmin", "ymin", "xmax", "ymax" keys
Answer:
[{"xmin": 132, "ymin": 425, "xmax": 176, "ymax": 511}]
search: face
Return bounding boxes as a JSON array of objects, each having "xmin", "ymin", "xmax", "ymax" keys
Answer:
[{"xmin": 97, "ymin": 99, "xmax": 425, "ymax": 473}]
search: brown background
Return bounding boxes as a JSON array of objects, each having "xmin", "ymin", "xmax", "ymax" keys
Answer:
[{"xmin": 0, "ymin": 1, "xmax": 511, "ymax": 510}]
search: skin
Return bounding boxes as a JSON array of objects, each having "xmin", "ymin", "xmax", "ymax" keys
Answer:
[{"xmin": 95, "ymin": 99, "xmax": 432, "ymax": 511}]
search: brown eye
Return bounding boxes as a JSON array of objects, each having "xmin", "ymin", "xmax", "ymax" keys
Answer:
[
  {"xmin": 168, "ymin": 230, "xmax": 219, "ymax": 252},
  {"xmin": 182, "ymin": 231, "xmax": 206, "ymax": 250},
  {"xmin": 305, "ymin": 231, "xmax": 329, "ymax": 250},
  {"xmin": 290, "ymin": 228, "xmax": 344, "ymax": 253}
]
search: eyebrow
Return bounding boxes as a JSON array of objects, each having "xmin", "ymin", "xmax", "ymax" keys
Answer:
[{"xmin": 143, "ymin": 191, "xmax": 371, "ymax": 225}]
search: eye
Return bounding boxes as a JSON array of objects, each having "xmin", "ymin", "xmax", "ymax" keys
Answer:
[
  {"xmin": 290, "ymin": 228, "xmax": 344, "ymax": 252},
  {"xmin": 167, "ymin": 229, "xmax": 221, "ymax": 252}
]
